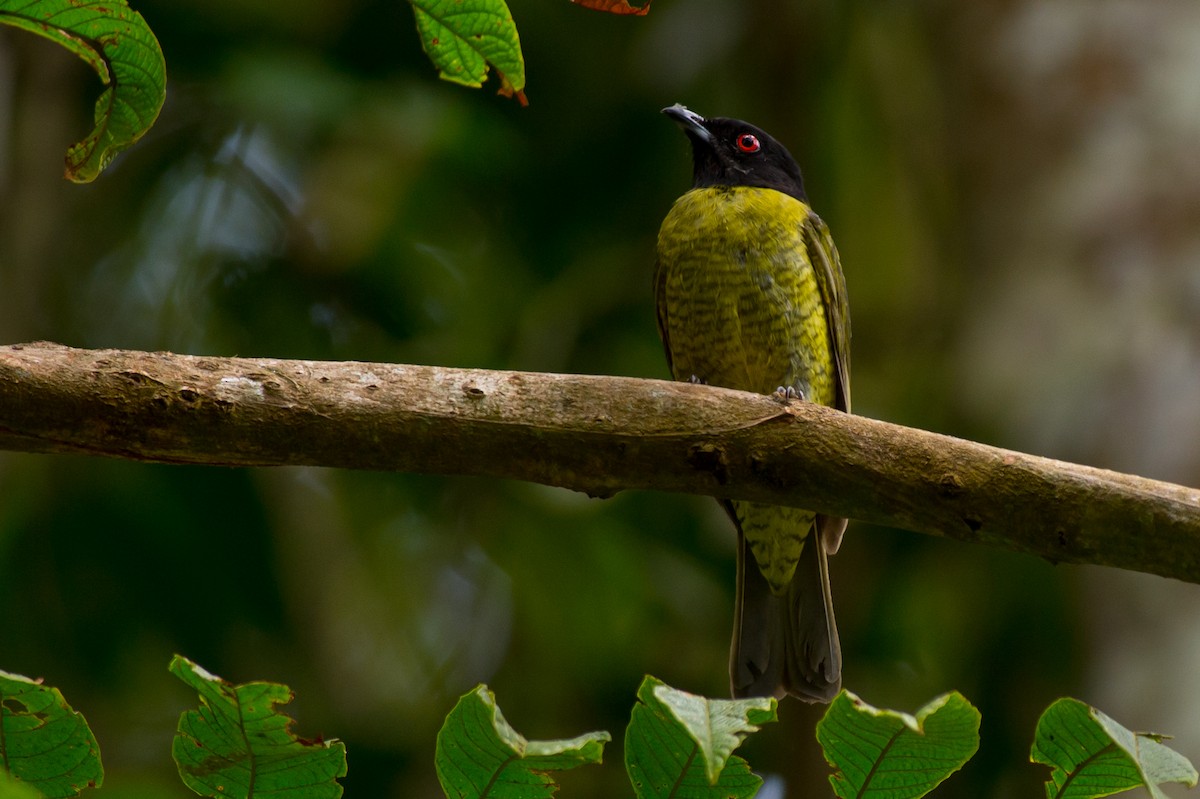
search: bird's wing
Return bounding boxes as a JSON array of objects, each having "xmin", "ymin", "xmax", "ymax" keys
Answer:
[
  {"xmin": 804, "ymin": 213, "xmax": 851, "ymax": 414},
  {"xmin": 805, "ymin": 212, "xmax": 852, "ymax": 554},
  {"xmin": 652, "ymin": 256, "xmax": 676, "ymax": 378}
]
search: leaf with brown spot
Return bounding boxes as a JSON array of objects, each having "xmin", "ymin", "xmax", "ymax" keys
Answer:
[
  {"xmin": 0, "ymin": 668, "xmax": 104, "ymax": 797},
  {"xmin": 0, "ymin": 0, "xmax": 166, "ymax": 182},
  {"xmin": 169, "ymin": 655, "xmax": 346, "ymax": 799},
  {"xmin": 408, "ymin": 0, "xmax": 528, "ymax": 104}
]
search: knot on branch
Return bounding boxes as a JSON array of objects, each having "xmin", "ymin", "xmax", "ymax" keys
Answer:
[
  {"xmin": 938, "ymin": 472, "xmax": 966, "ymax": 498},
  {"xmin": 687, "ymin": 442, "xmax": 728, "ymax": 485}
]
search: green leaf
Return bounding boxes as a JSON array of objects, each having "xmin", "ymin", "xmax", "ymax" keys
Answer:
[
  {"xmin": 408, "ymin": 0, "xmax": 527, "ymax": 105},
  {"xmin": 0, "ymin": 0, "xmax": 166, "ymax": 182},
  {"xmin": 0, "ymin": 668, "xmax": 103, "ymax": 798},
  {"xmin": 817, "ymin": 690, "xmax": 980, "ymax": 799},
  {"xmin": 624, "ymin": 675, "xmax": 776, "ymax": 799},
  {"xmin": 435, "ymin": 684, "xmax": 609, "ymax": 799},
  {"xmin": 1032, "ymin": 697, "xmax": 1198, "ymax": 799},
  {"xmin": 169, "ymin": 655, "xmax": 347, "ymax": 799}
]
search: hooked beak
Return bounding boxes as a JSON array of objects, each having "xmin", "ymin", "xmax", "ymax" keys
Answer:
[{"xmin": 662, "ymin": 103, "xmax": 712, "ymax": 143}]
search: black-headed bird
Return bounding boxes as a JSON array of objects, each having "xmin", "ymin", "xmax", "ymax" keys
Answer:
[{"xmin": 655, "ymin": 104, "xmax": 850, "ymax": 702}]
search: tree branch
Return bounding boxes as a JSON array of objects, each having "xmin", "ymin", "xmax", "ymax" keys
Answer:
[{"xmin": 2, "ymin": 342, "xmax": 1197, "ymax": 582}]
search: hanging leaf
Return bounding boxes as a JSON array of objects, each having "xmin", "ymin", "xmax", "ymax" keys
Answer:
[
  {"xmin": 169, "ymin": 655, "xmax": 346, "ymax": 799},
  {"xmin": 1032, "ymin": 698, "xmax": 1198, "ymax": 799},
  {"xmin": 0, "ymin": 0, "xmax": 167, "ymax": 182},
  {"xmin": 817, "ymin": 690, "xmax": 980, "ymax": 799},
  {"xmin": 408, "ymin": 0, "xmax": 527, "ymax": 105},
  {"xmin": 570, "ymin": 0, "xmax": 651, "ymax": 16},
  {"xmin": 624, "ymin": 676, "xmax": 776, "ymax": 799},
  {"xmin": 435, "ymin": 684, "xmax": 609, "ymax": 798},
  {"xmin": 0, "ymin": 668, "xmax": 103, "ymax": 798}
]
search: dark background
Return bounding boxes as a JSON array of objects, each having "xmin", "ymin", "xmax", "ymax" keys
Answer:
[{"xmin": 2, "ymin": 1, "xmax": 1199, "ymax": 797}]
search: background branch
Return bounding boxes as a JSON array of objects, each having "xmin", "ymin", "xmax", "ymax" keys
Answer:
[{"xmin": 2, "ymin": 342, "xmax": 1197, "ymax": 583}]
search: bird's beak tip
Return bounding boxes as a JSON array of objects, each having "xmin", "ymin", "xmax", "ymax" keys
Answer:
[{"xmin": 662, "ymin": 103, "xmax": 710, "ymax": 141}]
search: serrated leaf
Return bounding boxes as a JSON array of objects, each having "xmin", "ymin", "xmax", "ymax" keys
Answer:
[
  {"xmin": 817, "ymin": 690, "xmax": 980, "ymax": 799},
  {"xmin": 570, "ymin": 0, "xmax": 651, "ymax": 15},
  {"xmin": 624, "ymin": 675, "xmax": 776, "ymax": 799},
  {"xmin": 435, "ymin": 684, "xmax": 608, "ymax": 799},
  {"xmin": 0, "ymin": 0, "xmax": 166, "ymax": 182},
  {"xmin": 1032, "ymin": 698, "xmax": 1198, "ymax": 799},
  {"xmin": 408, "ymin": 0, "xmax": 527, "ymax": 105},
  {"xmin": 0, "ymin": 669, "xmax": 103, "ymax": 798},
  {"xmin": 169, "ymin": 655, "xmax": 346, "ymax": 799}
]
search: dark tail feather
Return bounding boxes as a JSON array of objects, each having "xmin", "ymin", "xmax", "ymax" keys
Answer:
[{"xmin": 730, "ymin": 527, "xmax": 841, "ymax": 702}]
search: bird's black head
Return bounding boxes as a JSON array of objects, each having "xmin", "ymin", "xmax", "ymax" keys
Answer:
[{"xmin": 663, "ymin": 104, "xmax": 807, "ymax": 203}]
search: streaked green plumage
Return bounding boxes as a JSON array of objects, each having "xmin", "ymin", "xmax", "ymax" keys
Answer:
[{"xmin": 655, "ymin": 105, "xmax": 850, "ymax": 702}]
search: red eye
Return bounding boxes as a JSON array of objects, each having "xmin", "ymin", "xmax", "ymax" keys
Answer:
[{"xmin": 736, "ymin": 133, "xmax": 760, "ymax": 153}]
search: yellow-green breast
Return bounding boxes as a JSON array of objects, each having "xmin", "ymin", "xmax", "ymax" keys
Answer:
[{"xmin": 656, "ymin": 185, "xmax": 835, "ymax": 404}]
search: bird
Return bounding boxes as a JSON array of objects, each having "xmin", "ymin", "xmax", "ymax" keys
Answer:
[{"xmin": 654, "ymin": 103, "xmax": 850, "ymax": 702}]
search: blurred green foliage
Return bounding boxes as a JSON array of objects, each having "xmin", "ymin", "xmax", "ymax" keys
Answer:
[{"xmin": 2, "ymin": 1, "xmax": 1198, "ymax": 798}]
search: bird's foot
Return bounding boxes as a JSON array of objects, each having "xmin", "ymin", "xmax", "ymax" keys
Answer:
[
  {"xmin": 687, "ymin": 375, "xmax": 708, "ymax": 385},
  {"xmin": 773, "ymin": 386, "xmax": 804, "ymax": 403}
]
